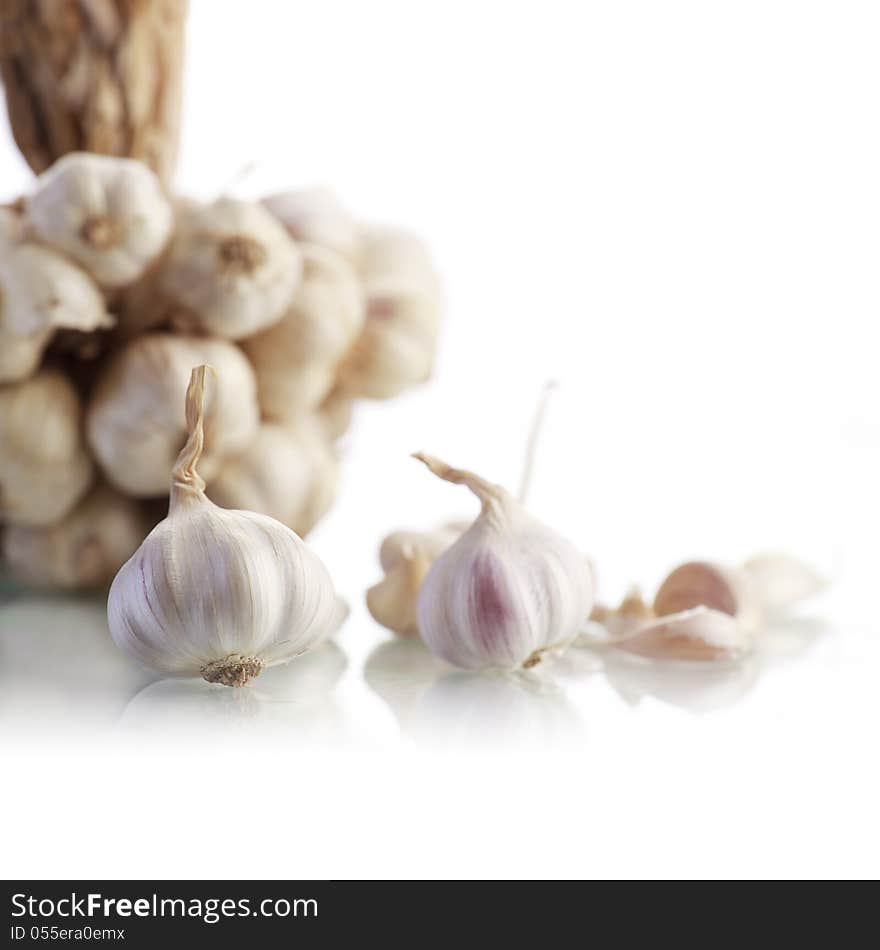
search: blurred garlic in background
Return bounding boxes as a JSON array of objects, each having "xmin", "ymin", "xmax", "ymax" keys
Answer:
[
  {"xmin": 263, "ymin": 187, "xmax": 362, "ymax": 265},
  {"xmin": 0, "ymin": 370, "xmax": 93, "ymax": 525},
  {"xmin": 87, "ymin": 334, "xmax": 259, "ymax": 496},
  {"xmin": 25, "ymin": 153, "xmax": 173, "ymax": 288}
]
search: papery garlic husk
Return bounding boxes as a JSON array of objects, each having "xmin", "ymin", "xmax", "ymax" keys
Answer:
[
  {"xmin": 339, "ymin": 274, "xmax": 441, "ymax": 399},
  {"xmin": 207, "ymin": 419, "xmax": 338, "ymax": 537},
  {"xmin": 653, "ymin": 560, "xmax": 763, "ymax": 634},
  {"xmin": 367, "ymin": 525, "xmax": 462, "ymax": 637},
  {"xmin": 612, "ymin": 606, "xmax": 752, "ymax": 663},
  {"xmin": 0, "ymin": 370, "xmax": 93, "ymax": 525},
  {"xmin": 3, "ymin": 485, "xmax": 148, "ymax": 589},
  {"xmin": 413, "ymin": 454, "xmax": 593, "ymax": 670},
  {"xmin": 263, "ymin": 188, "xmax": 362, "ymax": 264},
  {"xmin": 740, "ymin": 553, "xmax": 826, "ymax": 612},
  {"xmin": 241, "ymin": 243, "xmax": 365, "ymax": 419},
  {"xmin": 158, "ymin": 197, "xmax": 302, "ymax": 339},
  {"xmin": 108, "ymin": 365, "xmax": 345, "ymax": 687},
  {"xmin": 87, "ymin": 333, "xmax": 259, "ymax": 497},
  {"xmin": 25, "ymin": 153, "xmax": 173, "ymax": 288}
]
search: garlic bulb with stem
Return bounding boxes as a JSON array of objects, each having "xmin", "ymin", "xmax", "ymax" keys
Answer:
[
  {"xmin": 412, "ymin": 453, "xmax": 594, "ymax": 671},
  {"xmin": 0, "ymin": 369, "xmax": 93, "ymax": 525},
  {"xmin": 241, "ymin": 243, "xmax": 365, "ymax": 419},
  {"xmin": 263, "ymin": 187, "xmax": 361, "ymax": 264},
  {"xmin": 158, "ymin": 197, "xmax": 302, "ymax": 339},
  {"xmin": 87, "ymin": 333, "xmax": 259, "ymax": 497},
  {"xmin": 207, "ymin": 419, "xmax": 338, "ymax": 538},
  {"xmin": 25, "ymin": 152, "xmax": 173, "ymax": 288},
  {"xmin": 3, "ymin": 485, "xmax": 148, "ymax": 589},
  {"xmin": 108, "ymin": 365, "xmax": 346, "ymax": 687}
]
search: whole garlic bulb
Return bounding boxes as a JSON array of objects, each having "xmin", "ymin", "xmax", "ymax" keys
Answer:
[
  {"xmin": 158, "ymin": 197, "xmax": 302, "ymax": 339},
  {"xmin": 87, "ymin": 334, "xmax": 259, "ymax": 497},
  {"xmin": 242, "ymin": 243, "xmax": 365, "ymax": 419},
  {"xmin": 207, "ymin": 419, "xmax": 338, "ymax": 537},
  {"xmin": 0, "ymin": 370, "xmax": 93, "ymax": 525},
  {"xmin": 108, "ymin": 365, "xmax": 345, "ymax": 687},
  {"xmin": 25, "ymin": 153, "xmax": 173, "ymax": 288},
  {"xmin": 2, "ymin": 485, "xmax": 147, "ymax": 589},
  {"xmin": 317, "ymin": 385, "xmax": 356, "ymax": 441},
  {"xmin": 263, "ymin": 187, "xmax": 361, "ymax": 264},
  {"xmin": 413, "ymin": 454, "xmax": 593, "ymax": 670},
  {"xmin": 367, "ymin": 525, "xmax": 461, "ymax": 637}
]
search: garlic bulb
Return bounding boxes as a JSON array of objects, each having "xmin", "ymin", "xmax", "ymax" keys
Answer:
[
  {"xmin": 158, "ymin": 197, "xmax": 301, "ymax": 339},
  {"xmin": 317, "ymin": 385, "xmax": 356, "ymax": 441},
  {"xmin": 263, "ymin": 187, "xmax": 361, "ymax": 264},
  {"xmin": 207, "ymin": 420, "xmax": 338, "ymax": 537},
  {"xmin": 241, "ymin": 243, "xmax": 364, "ymax": 419},
  {"xmin": 108, "ymin": 365, "xmax": 345, "ymax": 687},
  {"xmin": 367, "ymin": 525, "xmax": 461, "ymax": 637},
  {"xmin": 0, "ymin": 370, "xmax": 93, "ymax": 525},
  {"xmin": 87, "ymin": 334, "xmax": 259, "ymax": 497},
  {"xmin": 653, "ymin": 560, "xmax": 763, "ymax": 634},
  {"xmin": 25, "ymin": 153, "xmax": 173, "ymax": 287},
  {"xmin": 413, "ymin": 454, "xmax": 593, "ymax": 670},
  {"xmin": 360, "ymin": 227, "xmax": 440, "ymax": 290},
  {"xmin": 3, "ymin": 485, "xmax": 147, "ymax": 589}
]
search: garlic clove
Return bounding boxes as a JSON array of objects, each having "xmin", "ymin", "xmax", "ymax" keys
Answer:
[
  {"xmin": 588, "ymin": 585, "xmax": 655, "ymax": 642},
  {"xmin": 158, "ymin": 197, "xmax": 302, "ymax": 340},
  {"xmin": 612, "ymin": 606, "xmax": 752, "ymax": 662},
  {"xmin": 0, "ymin": 369, "xmax": 93, "ymax": 525},
  {"xmin": 367, "ymin": 546, "xmax": 434, "ymax": 638},
  {"xmin": 740, "ymin": 553, "xmax": 826, "ymax": 612},
  {"xmin": 653, "ymin": 560, "xmax": 763, "ymax": 634},
  {"xmin": 2, "ymin": 485, "xmax": 148, "ymax": 589},
  {"xmin": 412, "ymin": 453, "xmax": 593, "ymax": 671},
  {"xmin": 108, "ymin": 365, "xmax": 345, "ymax": 687},
  {"xmin": 87, "ymin": 333, "xmax": 259, "ymax": 497},
  {"xmin": 25, "ymin": 152, "xmax": 173, "ymax": 288},
  {"xmin": 241, "ymin": 243, "xmax": 365, "ymax": 420},
  {"xmin": 262, "ymin": 187, "xmax": 362, "ymax": 265}
]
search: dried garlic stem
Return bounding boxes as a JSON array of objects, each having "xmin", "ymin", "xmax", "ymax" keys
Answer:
[
  {"xmin": 170, "ymin": 363, "xmax": 212, "ymax": 504},
  {"xmin": 411, "ymin": 452, "xmax": 507, "ymax": 522}
]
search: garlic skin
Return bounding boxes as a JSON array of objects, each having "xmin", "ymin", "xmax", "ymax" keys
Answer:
[
  {"xmin": 367, "ymin": 525, "xmax": 461, "ymax": 637},
  {"xmin": 87, "ymin": 334, "xmax": 259, "ymax": 497},
  {"xmin": 207, "ymin": 420, "xmax": 338, "ymax": 537},
  {"xmin": 3, "ymin": 485, "xmax": 147, "ymax": 589},
  {"xmin": 25, "ymin": 152, "xmax": 173, "ymax": 287},
  {"xmin": 654, "ymin": 560, "xmax": 763, "ymax": 634},
  {"xmin": 613, "ymin": 606, "xmax": 752, "ymax": 662},
  {"xmin": 108, "ymin": 365, "xmax": 345, "ymax": 687},
  {"xmin": 158, "ymin": 197, "xmax": 302, "ymax": 339},
  {"xmin": 263, "ymin": 187, "xmax": 361, "ymax": 264},
  {"xmin": 241, "ymin": 243, "xmax": 364, "ymax": 419},
  {"xmin": 0, "ymin": 370, "xmax": 93, "ymax": 525},
  {"xmin": 413, "ymin": 454, "xmax": 593, "ymax": 670}
]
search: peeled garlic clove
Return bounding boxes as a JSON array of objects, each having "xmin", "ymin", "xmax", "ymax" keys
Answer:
[
  {"xmin": 108, "ymin": 366, "xmax": 345, "ymax": 687},
  {"xmin": 87, "ymin": 333, "xmax": 259, "ymax": 497},
  {"xmin": 740, "ymin": 553, "xmax": 826, "ymax": 612},
  {"xmin": 2, "ymin": 485, "xmax": 147, "ymax": 589},
  {"xmin": 262, "ymin": 188, "xmax": 361, "ymax": 264},
  {"xmin": 613, "ymin": 606, "xmax": 752, "ymax": 662},
  {"xmin": 0, "ymin": 370, "xmax": 93, "ymax": 525},
  {"xmin": 25, "ymin": 153, "xmax": 173, "ymax": 288},
  {"xmin": 158, "ymin": 197, "xmax": 302, "ymax": 340},
  {"xmin": 241, "ymin": 243, "xmax": 365, "ymax": 419},
  {"xmin": 207, "ymin": 419, "xmax": 338, "ymax": 537},
  {"xmin": 654, "ymin": 560, "xmax": 763, "ymax": 634},
  {"xmin": 413, "ymin": 454, "xmax": 593, "ymax": 671}
]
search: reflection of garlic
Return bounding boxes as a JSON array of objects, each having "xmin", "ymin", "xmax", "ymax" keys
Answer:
[
  {"xmin": 0, "ymin": 370, "xmax": 93, "ymax": 525},
  {"xmin": 158, "ymin": 198, "xmax": 301, "ymax": 339},
  {"xmin": 3, "ymin": 485, "xmax": 147, "ymax": 589},
  {"xmin": 108, "ymin": 365, "xmax": 345, "ymax": 687},
  {"xmin": 263, "ymin": 187, "xmax": 361, "ymax": 264},
  {"xmin": 87, "ymin": 333, "xmax": 259, "ymax": 497},
  {"xmin": 25, "ymin": 153, "xmax": 173, "ymax": 287},
  {"xmin": 207, "ymin": 420, "xmax": 338, "ymax": 537},
  {"xmin": 654, "ymin": 560, "xmax": 763, "ymax": 634},
  {"xmin": 367, "ymin": 526, "xmax": 461, "ymax": 637},
  {"xmin": 242, "ymin": 243, "xmax": 364, "ymax": 419},
  {"xmin": 413, "ymin": 454, "xmax": 593, "ymax": 670}
]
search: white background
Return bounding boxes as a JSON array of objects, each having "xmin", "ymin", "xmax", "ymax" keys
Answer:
[{"xmin": 1, "ymin": 0, "xmax": 878, "ymax": 879}]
